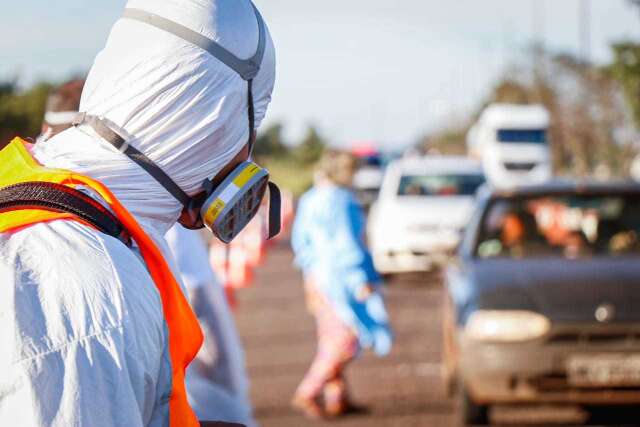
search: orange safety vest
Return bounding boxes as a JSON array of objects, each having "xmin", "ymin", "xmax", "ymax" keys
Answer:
[{"xmin": 0, "ymin": 138, "xmax": 203, "ymax": 427}]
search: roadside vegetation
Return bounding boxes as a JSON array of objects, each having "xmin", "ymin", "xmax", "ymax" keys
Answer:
[
  {"xmin": 1, "ymin": 1, "xmax": 638, "ymax": 187},
  {"xmin": 420, "ymin": 1, "xmax": 640, "ymax": 178},
  {"xmin": 0, "ymin": 82, "xmax": 328, "ymax": 196}
]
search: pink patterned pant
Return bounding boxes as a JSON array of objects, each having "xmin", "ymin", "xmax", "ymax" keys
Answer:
[{"xmin": 295, "ymin": 283, "xmax": 359, "ymax": 406}]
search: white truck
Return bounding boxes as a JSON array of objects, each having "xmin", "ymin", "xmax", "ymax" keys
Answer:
[{"xmin": 467, "ymin": 103, "xmax": 552, "ymax": 187}]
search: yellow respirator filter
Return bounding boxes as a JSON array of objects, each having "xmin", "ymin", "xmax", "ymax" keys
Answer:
[{"xmin": 200, "ymin": 161, "xmax": 270, "ymax": 244}]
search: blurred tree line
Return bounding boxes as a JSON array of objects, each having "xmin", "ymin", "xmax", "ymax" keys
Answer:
[
  {"xmin": 421, "ymin": 1, "xmax": 640, "ymax": 178},
  {"xmin": 0, "ymin": 81, "xmax": 51, "ymax": 148},
  {"xmin": 0, "ymin": 79, "xmax": 326, "ymax": 195},
  {"xmin": 253, "ymin": 123, "xmax": 327, "ymax": 194},
  {"xmin": 3, "ymin": 1, "xmax": 637, "ymax": 183}
]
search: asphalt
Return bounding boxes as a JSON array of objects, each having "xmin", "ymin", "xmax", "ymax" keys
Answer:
[
  {"xmin": 234, "ymin": 240, "xmax": 640, "ymax": 427},
  {"xmin": 235, "ymin": 240, "xmax": 454, "ymax": 427}
]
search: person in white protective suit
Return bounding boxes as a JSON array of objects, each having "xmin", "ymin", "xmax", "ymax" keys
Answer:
[
  {"xmin": 39, "ymin": 79, "xmax": 86, "ymax": 142},
  {"xmin": 0, "ymin": 0, "xmax": 276, "ymax": 425},
  {"xmin": 37, "ymin": 77, "xmax": 258, "ymax": 426},
  {"xmin": 166, "ymin": 225, "xmax": 257, "ymax": 427}
]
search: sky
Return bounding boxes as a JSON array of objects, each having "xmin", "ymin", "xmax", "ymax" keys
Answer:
[{"xmin": 2, "ymin": 1, "xmax": 639, "ymax": 149}]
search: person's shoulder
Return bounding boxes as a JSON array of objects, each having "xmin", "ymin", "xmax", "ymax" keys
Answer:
[
  {"xmin": 298, "ymin": 186, "xmax": 320, "ymax": 207},
  {"xmin": 331, "ymin": 186, "xmax": 359, "ymax": 206},
  {"xmin": 0, "ymin": 220, "xmax": 163, "ymax": 361},
  {"xmin": 2, "ymin": 220, "xmax": 161, "ymax": 315},
  {"xmin": 298, "ymin": 186, "xmax": 358, "ymax": 211},
  {"xmin": 3, "ymin": 219, "xmax": 158, "ymax": 294}
]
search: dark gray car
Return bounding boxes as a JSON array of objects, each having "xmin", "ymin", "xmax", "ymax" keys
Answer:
[{"xmin": 443, "ymin": 182, "xmax": 640, "ymax": 425}]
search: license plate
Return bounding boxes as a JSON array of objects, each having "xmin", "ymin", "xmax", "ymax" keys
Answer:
[{"xmin": 567, "ymin": 353, "xmax": 640, "ymax": 387}]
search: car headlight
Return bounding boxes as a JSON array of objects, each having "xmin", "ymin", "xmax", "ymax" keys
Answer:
[{"xmin": 465, "ymin": 310, "xmax": 551, "ymax": 343}]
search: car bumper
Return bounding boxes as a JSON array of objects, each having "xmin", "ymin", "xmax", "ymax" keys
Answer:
[
  {"xmin": 372, "ymin": 233, "xmax": 460, "ymax": 273},
  {"xmin": 373, "ymin": 249, "xmax": 455, "ymax": 273},
  {"xmin": 373, "ymin": 251, "xmax": 435, "ymax": 273},
  {"xmin": 458, "ymin": 328, "xmax": 640, "ymax": 405},
  {"xmin": 485, "ymin": 162, "xmax": 551, "ymax": 187}
]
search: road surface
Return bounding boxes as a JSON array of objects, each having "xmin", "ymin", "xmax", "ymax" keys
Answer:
[
  {"xmin": 234, "ymin": 241, "xmax": 639, "ymax": 427},
  {"xmin": 235, "ymin": 241, "xmax": 454, "ymax": 427}
]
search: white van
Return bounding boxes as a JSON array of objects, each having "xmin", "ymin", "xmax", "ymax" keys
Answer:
[{"xmin": 467, "ymin": 103, "xmax": 552, "ymax": 187}]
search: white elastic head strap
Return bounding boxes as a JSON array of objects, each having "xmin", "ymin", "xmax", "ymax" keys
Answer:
[{"xmin": 44, "ymin": 111, "xmax": 80, "ymax": 126}]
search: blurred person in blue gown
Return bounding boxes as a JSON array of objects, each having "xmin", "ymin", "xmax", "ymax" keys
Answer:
[{"xmin": 291, "ymin": 150, "xmax": 393, "ymax": 419}]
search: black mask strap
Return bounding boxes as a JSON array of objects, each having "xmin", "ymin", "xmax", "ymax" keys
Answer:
[
  {"xmin": 247, "ymin": 79, "xmax": 256, "ymax": 155},
  {"xmin": 73, "ymin": 113, "xmax": 191, "ymax": 208},
  {"xmin": 75, "ymin": 4, "xmax": 269, "ymax": 218},
  {"xmin": 117, "ymin": 3, "xmax": 267, "ymax": 189},
  {"xmin": 267, "ymin": 181, "xmax": 281, "ymax": 239}
]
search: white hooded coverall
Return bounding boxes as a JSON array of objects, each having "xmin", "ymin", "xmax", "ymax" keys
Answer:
[
  {"xmin": 0, "ymin": 0, "xmax": 276, "ymax": 425},
  {"xmin": 166, "ymin": 225, "xmax": 257, "ymax": 427}
]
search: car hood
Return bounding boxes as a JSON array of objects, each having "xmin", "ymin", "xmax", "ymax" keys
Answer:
[
  {"xmin": 466, "ymin": 258, "xmax": 640, "ymax": 322},
  {"xmin": 376, "ymin": 196, "xmax": 475, "ymax": 229}
]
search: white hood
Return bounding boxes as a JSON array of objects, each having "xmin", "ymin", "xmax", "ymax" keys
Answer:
[{"xmin": 34, "ymin": 0, "xmax": 276, "ymax": 241}]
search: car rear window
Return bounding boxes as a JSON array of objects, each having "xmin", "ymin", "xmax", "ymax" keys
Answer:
[
  {"xmin": 397, "ymin": 174, "xmax": 485, "ymax": 197},
  {"xmin": 476, "ymin": 193, "xmax": 640, "ymax": 259}
]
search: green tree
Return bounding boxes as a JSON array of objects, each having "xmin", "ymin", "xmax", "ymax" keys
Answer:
[
  {"xmin": 610, "ymin": 42, "xmax": 640, "ymax": 129},
  {"xmin": 253, "ymin": 122, "xmax": 287, "ymax": 158},
  {"xmin": 418, "ymin": 48, "xmax": 636, "ymax": 177},
  {"xmin": 0, "ymin": 81, "xmax": 51, "ymax": 146},
  {"xmin": 490, "ymin": 79, "xmax": 535, "ymax": 105},
  {"xmin": 419, "ymin": 129, "xmax": 467, "ymax": 155},
  {"xmin": 293, "ymin": 126, "xmax": 326, "ymax": 164}
]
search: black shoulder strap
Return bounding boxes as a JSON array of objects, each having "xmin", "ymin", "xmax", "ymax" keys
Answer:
[{"xmin": 0, "ymin": 181, "xmax": 131, "ymax": 246}]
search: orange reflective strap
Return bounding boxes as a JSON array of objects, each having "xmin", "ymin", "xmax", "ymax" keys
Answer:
[
  {"xmin": 67, "ymin": 170, "xmax": 203, "ymax": 427},
  {"xmin": 0, "ymin": 138, "xmax": 203, "ymax": 427}
]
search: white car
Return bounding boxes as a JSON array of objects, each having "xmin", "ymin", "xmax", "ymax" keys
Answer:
[{"xmin": 368, "ymin": 156, "xmax": 484, "ymax": 274}]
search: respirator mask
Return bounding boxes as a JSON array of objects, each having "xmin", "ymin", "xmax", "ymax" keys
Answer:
[{"xmin": 74, "ymin": 5, "xmax": 280, "ymax": 244}]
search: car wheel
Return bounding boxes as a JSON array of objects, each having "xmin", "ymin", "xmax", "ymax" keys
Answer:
[{"xmin": 457, "ymin": 385, "xmax": 489, "ymax": 426}]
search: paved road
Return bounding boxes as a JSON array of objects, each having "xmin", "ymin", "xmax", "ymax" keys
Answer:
[
  {"xmin": 234, "ymin": 241, "xmax": 640, "ymax": 427},
  {"xmin": 235, "ymin": 241, "xmax": 454, "ymax": 427}
]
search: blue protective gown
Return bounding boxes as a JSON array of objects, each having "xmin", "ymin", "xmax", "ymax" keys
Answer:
[{"xmin": 291, "ymin": 184, "xmax": 393, "ymax": 356}]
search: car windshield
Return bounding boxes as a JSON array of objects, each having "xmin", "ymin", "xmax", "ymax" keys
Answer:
[
  {"xmin": 476, "ymin": 193, "xmax": 640, "ymax": 259},
  {"xmin": 397, "ymin": 174, "xmax": 484, "ymax": 196},
  {"xmin": 360, "ymin": 155, "xmax": 382, "ymax": 167},
  {"xmin": 497, "ymin": 129, "xmax": 547, "ymax": 144}
]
